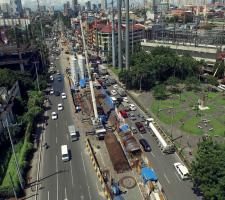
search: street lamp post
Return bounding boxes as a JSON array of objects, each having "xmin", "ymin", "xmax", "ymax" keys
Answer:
[{"xmin": 4, "ymin": 119, "xmax": 24, "ymax": 190}]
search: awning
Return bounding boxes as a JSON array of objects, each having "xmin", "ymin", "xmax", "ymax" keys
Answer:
[{"xmin": 141, "ymin": 167, "xmax": 158, "ymax": 183}]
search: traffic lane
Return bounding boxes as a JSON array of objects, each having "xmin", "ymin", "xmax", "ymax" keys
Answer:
[
  {"xmin": 59, "ymin": 77, "xmax": 100, "ymax": 199},
  {"xmin": 39, "ymin": 96, "xmax": 60, "ymax": 200},
  {"xmin": 124, "ymin": 110, "xmax": 200, "ymax": 200}
]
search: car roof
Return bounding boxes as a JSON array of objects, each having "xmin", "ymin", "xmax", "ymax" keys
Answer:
[
  {"xmin": 52, "ymin": 112, "xmax": 56, "ymax": 114},
  {"xmin": 139, "ymin": 138, "xmax": 149, "ymax": 144},
  {"xmin": 58, "ymin": 103, "xmax": 62, "ymax": 106}
]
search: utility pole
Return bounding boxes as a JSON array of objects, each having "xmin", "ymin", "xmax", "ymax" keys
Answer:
[
  {"xmin": 125, "ymin": 0, "xmax": 130, "ymax": 70},
  {"xmin": 117, "ymin": 0, "xmax": 122, "ymax": 69},
  {"xmin": 9, "ymin": 172, "xmax": 18, "ymax": 199},
  {"xmin": 4, "ymin": 119, "xmax": 24, "ymax": 190},
  {"xmin": 79, "ymin": 15, "xmax": 98, "ymax": 120},
  {"xmin": 33, "ymin": 61, "xmax": 40, "ymax": 91},
  {"xmin": 111, "ymin": 0, "xmax": 116, "ymax": 68}
]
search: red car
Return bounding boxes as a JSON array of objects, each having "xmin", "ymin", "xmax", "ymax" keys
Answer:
[
  {"xmin": 135, "ymin": 122, "xmax": 146, "ymax": 133},
  {"xmin": 120, "ymin": 110, "xmax": 128, "ymax": 118}
]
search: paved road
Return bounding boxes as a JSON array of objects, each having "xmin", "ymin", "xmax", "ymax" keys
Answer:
[
  {"xmin": 105, "ymin": 83, "xmax": 202, "ymax": 200},
  {"xmin": 37, "ymin": 42, "xmax": 104, "ymax": 200}
]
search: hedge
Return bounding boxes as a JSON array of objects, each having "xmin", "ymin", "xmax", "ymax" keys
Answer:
[{"xmin": 0, "ymin": 123, "xmax": 34, "ymax": 198}]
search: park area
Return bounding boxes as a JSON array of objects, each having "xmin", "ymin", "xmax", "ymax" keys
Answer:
[{"xmin": 151, "ymin": 90, "xmax": 225, "ymax": 136}]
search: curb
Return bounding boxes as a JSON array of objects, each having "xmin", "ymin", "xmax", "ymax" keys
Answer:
[{"xmin": 85, "ymin": 139, "xmax": 112, "ymax": 200}]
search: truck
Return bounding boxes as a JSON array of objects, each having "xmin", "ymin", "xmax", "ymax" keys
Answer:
[
  {"xmin": 68, "ymin": 125, "xmax": 79, "ymax": 141},
  {"xmin": 145, "ymin": 118, "xmax": 175, "ymax": 154}
]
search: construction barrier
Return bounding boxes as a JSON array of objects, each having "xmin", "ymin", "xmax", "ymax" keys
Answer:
[{"xmin": 85, "ymin": 139, "xmax": 112, "ymax": 200}]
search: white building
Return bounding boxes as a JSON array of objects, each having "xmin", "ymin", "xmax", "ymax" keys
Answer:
[{"xmin": 10, "ymin": 0, "xmax": 23, "ymax": 17}]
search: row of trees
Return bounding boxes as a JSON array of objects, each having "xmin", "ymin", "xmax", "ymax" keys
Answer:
[
  {"xmin": 118, "ymin": 47, "xmax": 224, "ymax": 92},
  {"xmin": 191, "ymin": 139, "xmax": 225, "ymax": 199}
]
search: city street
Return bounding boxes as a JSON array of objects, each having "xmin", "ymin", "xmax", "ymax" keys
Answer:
[
  {"xmin": 106, "ymin": 84, "xmax": 202, "ymax": 200},
  {"xmin": 37, "ymin": 45, "xmax": 104, "ymax": 200}
]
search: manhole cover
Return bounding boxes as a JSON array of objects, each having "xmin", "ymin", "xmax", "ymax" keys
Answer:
[{"xmin": 119, "ymin": 176, "xmax": 136, "ymax": 189}]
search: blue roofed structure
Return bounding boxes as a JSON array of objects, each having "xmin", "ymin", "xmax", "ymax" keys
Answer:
[
  {"xmin": 79, "ymin": 79, "xmax": 86, "ymax": 88},
  {"xmin": 141, "ymin": 167, "xmax": 158, "ymax": 184},
  {"xmin": 119, "ymin": 124, "xmax": 129, "ymax": 132}
]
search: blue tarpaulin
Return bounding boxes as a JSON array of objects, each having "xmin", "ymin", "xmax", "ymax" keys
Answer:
[
  {"xmin": 141, "ymin": 167, "xmax": 158, "ymax": 184},
  {"xmin": 99, "ymin": 115, "xmax": 108, "ymax": 124},
  {"xmin": 101, "ymin": 89, "xmax": 114, "ymax": 109},
  {"xmin": 79, "ymin": 79, "xmax": 86, "ymax": 88},
  {"xmin": 119, "ymin": 124, "xmax": 129, "ymax": 132}
]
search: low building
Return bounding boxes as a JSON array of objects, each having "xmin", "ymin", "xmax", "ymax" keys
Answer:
[{"xmin": 0, "ymin": 81, "xmax": 21, "ymax": 135}]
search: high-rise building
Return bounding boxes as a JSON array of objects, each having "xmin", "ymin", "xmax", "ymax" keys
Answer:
[
  {"xmin": 98, "ymin": 3, "xmax": 101, "ymax": 10},
  {"xmin": 92, "ymin": 4, "xmax": 97, "ymax": 11},
  {"xmin": 72, "ymin": 0, "xmax": 79, "ymax": 16},
  {"xmin": 49, "ymin": 6, "xmax": 54, "ymax": 16},
  {"xmin": 101, "ymin": 0, "xmax": 107, "ymax": 10},
  {"xmin": 39, "ymin": 5, "xmax": 46, "ymax": 12},
  {"xmin": 0, "ymin": 3, "xmax": 10, "ymax": 16},
  {"xmin": 86, "ymin": 1, "xmax": 91, "ymax": 10},
  {"xmin": 10, "ymin": 0, "xmax": 23, "ymax": 17}
]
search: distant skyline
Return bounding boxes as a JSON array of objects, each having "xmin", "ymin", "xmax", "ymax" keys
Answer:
[{"xmin": 0, "ymin": 0, "xmax": 99, "ymax": 10}]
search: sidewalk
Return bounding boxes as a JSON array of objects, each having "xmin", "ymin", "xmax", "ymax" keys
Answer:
[{"xmin": 107, "ymin": 68, "xmax": 196, "ymax": 164}]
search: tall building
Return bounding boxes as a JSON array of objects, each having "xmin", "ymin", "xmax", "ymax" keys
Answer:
[
  {"xmin": 101, "ymin": 0, "xmax": 107, "ymax": 10},
  {"xmin": 39, "ymin": 5, "xmax": 46, "ymax": 12},
  {"xmin": 0, "ymin": 3, "xmax": 10, "ymax": 16},
  {"xmin": 86, "ymin": 1, "xmax": 91, "ymax": 10},
  {"xmin": 63, "ymin": 1, "xmax": 71, "ymax": 16},
  {"xmin": 10, "ymin": 0, "xmax": 23, "ymax": 17},
  {"xmin": 72, "ymin": 0, "xmax": 79, "ymax": 16}
]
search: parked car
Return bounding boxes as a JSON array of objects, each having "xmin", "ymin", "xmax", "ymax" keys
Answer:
[
  {"xmin": 139, "ymin": 139, "xmax": 151, "ymax": 152},
  {"xmin": 111, "ymin": 90, "xmax": 117, "ymax": 96},
  {"xmin": 116, "ymin": 97, "xmax": 123, "ymax": 104},
  {"xmin": 113, "ymin": 84, "xmax": 118, "ymax": 89},
  {"xmin": 51, "ymin": 112, "xmax": 58, "ymax": 120},
  {"xmin": 174, "ymin": 162, "xmax": 189, "ymax": 180},
  {"xmin": 105, "ymin": 90, "xmax": 111, "ymax": 96},
  {"xmin": 129, "ymin": 104, "xmax": 137, "ymax": 111},
  {"xmin": 123, "ymin": 97, "xmax": 129, "ymax": 103},
  {"xmin": 119, "ymin": 110, "xmax": 128, "ymax": 118},
  {"xmin": 50, "ymin": 88, "xmax": 54, "ymax": 95},
  {"xmin": 128, "ymin": 113, "xmax": 136, "ymax": 121},
  {"xmin": 135, "ymin": 122, "xmax": 146, "ymax": 133},
  {"xmin": 131, "ymin": 127, "xmax": 138, "ymax": 134},
  {"xmin": 54, "ymin": 91, "xmax": 60, "ymax": 96}
]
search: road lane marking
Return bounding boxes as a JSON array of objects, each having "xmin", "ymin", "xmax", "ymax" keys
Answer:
[
  {"xmin": 132, "ymin": 171, "xmax": 145, "ymax": 200},
  {"xmin": 48, "ymin": 191, "xmax": 49, "ymax": 200},
  {"xmin": 81, "ymin": 152, "xmax": 87, "ymax": 176},
  {"xmin": 69, "ymin": 161, "xmax": 74, "ymax": 186},
  {"xmin": 88, "ymin": 185, "xmax": 92, "ymax": 200},
  {"xmin": 56, "ymin": 137, "xmax": 58, "ymax": 144},
  {"xmin": 99, "ymin": 152, "xmax": 105, "ymax": 167},
  {"xmin": 56, "ymin": 122, "xmax": 58, "ymax": 128},
  {"xmin": 164, "ymin": 173, "xmax": 170, "ymax": 184},
  {"xmin": 66, "ymin": 134, "xmax": 69, "ymax": 141},
  {"xmin": 151, "ymin": 152, "xmax": 156, "ymax": 157},
  {"xmin": 56, "ymin": 155, "xmax": 59, "ymax": 200},
  {"xmin": 81, "ymin": 152, "xmax": 92, "ymax": 200},
  {"xmin": 175, "ymin": 172, "xmax": 182, "ymax": 182},
  {"xmin": 64, "ymin": 187, "xmax": 68, "ymax": 200}
]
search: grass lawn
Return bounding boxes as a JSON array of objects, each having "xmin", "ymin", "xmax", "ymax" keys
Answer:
[{"xmin": 151, "ymin": 90, "xmax": 225, "ymax": 136}]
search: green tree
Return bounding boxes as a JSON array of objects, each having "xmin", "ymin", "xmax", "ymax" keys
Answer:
[
  {"xmin": 191, "ymin": 139, "xmax": 225, "ymax": 199},
  {"xmin": 153, "ymin": 84, "xmax": 167, "ymax": 99},
  {"xmin": 185, "ymin": 76, "xmax": 200, "ymax": 91},
  {"xmin": 166, "ymin": 76, "xmax": 180, "ymax": 93}
]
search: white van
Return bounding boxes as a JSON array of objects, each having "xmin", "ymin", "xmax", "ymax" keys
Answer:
[
  {"xmin": 61, "ymin": 145, "xmax": 69, "ymax": 161},
  {"xmin": 68, "ymin": 125, "xmax": 79, "ymax": 141},
  {"xmin": 174, "ymin": 162, "xmax": 189, "ymax": 180}
]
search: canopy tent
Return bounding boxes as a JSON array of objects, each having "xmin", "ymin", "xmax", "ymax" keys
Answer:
[{"xmin": 141, "ymin": 167, "xmax": 158, "ymax": 184}]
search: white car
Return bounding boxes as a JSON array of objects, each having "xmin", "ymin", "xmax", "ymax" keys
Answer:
[
  {"xmin": 129, "ymin": 104, "xmax": 136, "ymax": 111},
  {"xmin": 51, "ymin": 112, "xmax": 58, "ymax": 120},
  {"xmin": 50, "ymin": 88, "xmax": 54, "ymax": 95},
  {"xmin": 113, "ymin": 84, "xmax": 118, "ymax": 89},
  {"xmin": 111, "ymin": 90, "xmax": 117, "ymax": 96},
  {"xmin": 61, "ymin": 93, "xmax": 67, "ymax": 99},
  {"xmin": 123, "ymin": 97, "xmax": 129, "ymax": 103},
  {"xmin": 50, "ymin": 75, "xmax": 54, "ymax": 81},
  {"xmin": 55, "ymin": 57, "xmax": 59, "ymax": 60},
  {"xmin": 174, "ymin": 162, "xmax": 189, "ymax": 180},
  {"xmin": 57, "ymin": 103, "xmax": 63, "ymax": 111}
]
